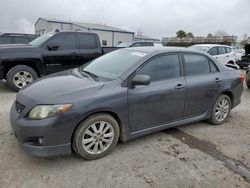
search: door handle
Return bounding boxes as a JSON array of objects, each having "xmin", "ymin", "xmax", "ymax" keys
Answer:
[
  {"xmin": 214, "ymin": 78, "xmax": 221, "ymax": 82},
  {"xmin": 215, "ymin": 57, "xmax": 218, "ymax": 59},
  {"xmin": 226, "ymin": 55, "xmax": 229, "ymax": 57},
  {"xmin": 175, "ymin": 84, "xmax": 185, "ymax": 90}
]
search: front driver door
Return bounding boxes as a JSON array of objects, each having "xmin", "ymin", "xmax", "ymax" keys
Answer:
[
  {"xmin": 128, "ymin": 53, "xmax": 186, "ymax": 133},
  {"xmin": 42, "ymin": 33, "xmax": 78, "ymax": 75}
]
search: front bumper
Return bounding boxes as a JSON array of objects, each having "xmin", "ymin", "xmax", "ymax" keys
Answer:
[{"xmin": 9, "ymin": 101, "xmax": 77, "ymax": 157}]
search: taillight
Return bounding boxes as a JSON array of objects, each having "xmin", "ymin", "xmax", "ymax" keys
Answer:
[{"xmin": 240, "ymin": 75, "xmax": 245, "ymax": 82}]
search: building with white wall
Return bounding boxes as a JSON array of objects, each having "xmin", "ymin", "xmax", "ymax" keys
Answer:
[{"xmin": 35, "ymin": 18, "xmax": 134, "ymax": 47}]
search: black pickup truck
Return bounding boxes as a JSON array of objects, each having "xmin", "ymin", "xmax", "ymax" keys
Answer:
[{"xmin": 0, "ymin": 31, "xmax": 117, "ymax": 91}]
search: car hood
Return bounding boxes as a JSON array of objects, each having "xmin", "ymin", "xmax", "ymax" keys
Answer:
[
  {"xmin": 17, "ymin": 70, "xmax": 104, "ymax": 104},
  {"xmin": 0, "ymin": 44, "xmax": 40, "ymax": 53}
]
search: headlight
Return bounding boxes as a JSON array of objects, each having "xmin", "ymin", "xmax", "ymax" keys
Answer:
[{"xmin": 28, "ymin": 104, "xmax": 73, "ymax": 120}]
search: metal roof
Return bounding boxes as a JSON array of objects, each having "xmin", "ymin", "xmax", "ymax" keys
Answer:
[{"xmin": 35, "ymin": 18, "xmax": 134, "ymax": 34}]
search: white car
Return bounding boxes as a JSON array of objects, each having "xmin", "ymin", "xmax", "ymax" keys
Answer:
[
  {"xmin": 189, "ymin": 44, "xmax": 236, "ymax": 65},
  {"xmin": 233, "ymin": 48, "xmax": 245, "ymax": 62}
]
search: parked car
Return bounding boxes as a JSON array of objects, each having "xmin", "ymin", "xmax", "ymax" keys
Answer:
[
  {"xmin": 0, "ymin": 33, "xmax": 39, "ymax": 44},
  {"xmin": 189, "ymin": 44, "xmax": 236, "ymax": 65},
  {"xmin": 0, "ymin": 31, "xmax": 118, "ymax": 91},
  {"xmin": 117, "ymin": 41, "xmax": 163, "ymax": 47},
  {"xmin": 245, "ymin": 65, "xmax": 250, "ymax": 89},
  {"xmin": 233, "ymin": 48, "xmax": 245, "ymax": 62},
  {"xmin": 10, "ymin": 47, "xmax": 244, "ymax": 160},
  {"xmin": 237, "ymin": 44, "xmax": 250, "ymax": 69}
]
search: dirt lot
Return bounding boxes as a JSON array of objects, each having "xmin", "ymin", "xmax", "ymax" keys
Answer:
[{"xmin": 0, "ymin": 79, "xmax": 250, "ymax": 188}]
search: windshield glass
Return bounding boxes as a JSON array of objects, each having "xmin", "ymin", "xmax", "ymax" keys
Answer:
[
  {"xmin": 116, "ymin": 42, "xmax": 132, "ymax": 47},
  {"xmin": 189, "ymin": 45, "xmax": 210, "ymax": 52},
  {"xmin": 80, "ymin": 50, "xmax": 147, "ymax": 80},
  {"xmin": 29, "ymin": 32, "xmax": 54, "ymax": 47}
]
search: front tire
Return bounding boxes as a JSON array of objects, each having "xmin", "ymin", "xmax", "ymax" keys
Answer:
[
  {"xmin": 208, "ymin": 95, "xmax": 231, "ymax": 125},
  {"xmin": 6, "ymin": 65, "xmax": 38, "ymax": 92},
  {"xmin": 73, "ymin": 113, "xmax": 120, "ymax": 160}
]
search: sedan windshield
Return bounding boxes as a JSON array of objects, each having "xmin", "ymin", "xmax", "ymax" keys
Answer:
[
  {"xmin": 81, "ymin": 50, "xmax": 147, "ymax": 80},
  {"xmin": 189, "ymin": 45, "xmax": 210, "ymax": 52},
  {"xmin": 29, "ymin": 32, "xmax": 54, "ymax": 47}
]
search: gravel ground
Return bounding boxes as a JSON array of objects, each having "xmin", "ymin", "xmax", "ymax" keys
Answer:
[{"xmin": 0, "ymin": 79, "xmax": 250, "ymax": 188}]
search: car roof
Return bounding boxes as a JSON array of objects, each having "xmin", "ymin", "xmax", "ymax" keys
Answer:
[
  {"xmin": 192, "ymin": 44, "xmax": 232, "ymax": 48},
  {"xmin": 124, "ymin": 46, "xmax": 204, "ymax": 54}
]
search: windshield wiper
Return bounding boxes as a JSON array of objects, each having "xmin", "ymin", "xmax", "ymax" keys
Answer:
[{"xmin": 81, "ymin": 70, "xmax": 99, "ymax": 81}]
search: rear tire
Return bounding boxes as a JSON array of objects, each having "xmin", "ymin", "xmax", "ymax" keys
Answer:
[
  {"xmin": 247, "ymin": 84, "xmax": 250, "ymax": 89},
  {"xmin": 208, "ymin": 95, "xmax": 231, "ymax": 125},
  {"xmin": 6, "ymin": 65, "xmax": 38, "ymax": 92},
  {"xmin": 73, "ymin": 113, "xmax": 120, "ymax": 160}
]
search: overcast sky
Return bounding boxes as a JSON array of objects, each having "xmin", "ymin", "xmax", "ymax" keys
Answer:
[{"xmin": 0, "ymin": 0, "xmax": 249, "ymax": 39}]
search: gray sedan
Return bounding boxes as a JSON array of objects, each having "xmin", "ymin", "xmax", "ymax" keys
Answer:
[{"xmin": 10, "ymin": 47, "xmax": 244, "ymax": 160}]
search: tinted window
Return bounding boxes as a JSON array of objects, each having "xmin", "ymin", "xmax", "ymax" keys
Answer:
[
  {"xmin": 14, "ymin": 37, "xmax": 29, "ymax": 44},
  {"xmin": 79, "ymin": 34, "xmax": 97, "ymax": 49},
  {"xmin": 48, "ymin": 34, "xmax": 76, "ymax": 49},
  {"xmin": 131, "ymin": 43, "xmax": 141, "ymax": 47},
  {"xmin": 140, "ymin": 42, "xmax": 153, "ymax": 46},
  {"xmin": 218, "ymin": 47, "xmax": 227, "ymax": 54},
  {"xmin": 226, "ymin": 47, "xmax": 232, "ymax": 53},
  {"xmin": 137, "ymin": 54, "xmax": 180, "ymax": 82},
  {"xmin": 102, "ymin": 40, "xmax": 107, "ymax": 46},
  {"xmin": 0, "ymin": 36, "xmax": 12, "ymax": 44},
  {"xmin": 184, "ymin": 54, "xmax": 210, "ymax": 76},
  {"xmin": 207, "ymin": 47, "xmax": 218, "ymax": 55}
]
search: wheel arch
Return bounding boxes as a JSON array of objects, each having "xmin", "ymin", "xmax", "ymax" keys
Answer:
[
  {"xmin": 2, "ymin": 59, "xmax": 43, "ymax": 78},
  {"xmin": 221, "ymin": 90, "xmax": 234, "ymax": 108},
  {"xmin": 71, "ymin": 110, "xmax": 127, "ymax": 146}
]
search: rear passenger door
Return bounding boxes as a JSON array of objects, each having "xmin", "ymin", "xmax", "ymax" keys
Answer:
[
  {"xmin": 183, "ymin": 53, "xmax": 221, "ymax": 118},
  {"xmin": 77, "ymin": 33, "xmax": 102, "ymax": 66}
]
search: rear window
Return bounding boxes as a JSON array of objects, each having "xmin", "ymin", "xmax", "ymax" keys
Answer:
[{"xmin": 79, "ymin": 34, "xmax": 98, "ymax": 49}]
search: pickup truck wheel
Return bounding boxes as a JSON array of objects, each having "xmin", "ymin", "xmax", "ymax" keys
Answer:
[
  {"xmin": 208, "ymin": 94, "xmax": 231, "ymax": 125},
  {"xmin": 6, "ymin": 65, "xmax": 38, "ymax": 92},
  {"xmin": 73, "ymin": 113, "xmax": 120, "ymax": 160}
]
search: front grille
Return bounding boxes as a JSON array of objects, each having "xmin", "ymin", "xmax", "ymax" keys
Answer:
[{"xmin": 15, "ymin": 101, "xmax": 25, "ymax": 113}]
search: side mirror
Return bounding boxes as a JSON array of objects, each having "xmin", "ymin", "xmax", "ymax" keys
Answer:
[
  {"xmin": 47, "ymin": 43, "xmax": 59, "ymax": 51},
  {"xmin": 132, "ymin": 75, "xmax": 150, "ymax": 86}
]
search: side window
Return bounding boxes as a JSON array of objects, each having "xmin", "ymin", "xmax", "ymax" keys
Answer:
[
  {"xmin": 140, "ymin": 42, "xmax": 153, "ymax": 46},
  {"xmin": 48, "ymin": 34, "xmax": 76, "ymax": 49},
  {"xmin": 209, "ymin": 61, "xmax": 219, "ymax": 73},
  {"xmin": 226, "ymin": 47, "xmax": 232, "ymax": 53},
  {"xmin": 218, "ymin": 47, "xmax": 227, "ymax": 54},
  {"xmin": 14, "ymin": 37, "xmax": 29, "ymax": 44},
  {"xmin": 207, "ymin": 47, "xmax": 218, "ymax": 56},
  {"xmin": 0, "ymin": 36, "xmax": 12, "ymax": 44},
  {"xmin": 102, "ymin": 40, "xmax": 107, "ymax": 46},
  {"xmin": 137, "ymin": 54, "xmax": 180, "ymax": 82},
  {"xmin": 184, "ymin": 54, "xmax": 210, "ymax": 76},
  {"xmin": 79, "ymin": 34, "xmax": 97, "ymax": 49}
]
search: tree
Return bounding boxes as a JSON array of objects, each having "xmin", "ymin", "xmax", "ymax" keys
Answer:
[
  {"xmin": 207, "ymin": 33, "xmax": 213, "ymax": 38},
  {"xmin": 176, "ymin": 30, "xmax": 187, "ymax": 39},
  {"xmin": 186, "ymin": 32, "xmax": 194, "ymax": 38},
  {"xmin": 214, "ymin": 30, "xmax": 229, "ymax": 37}
]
